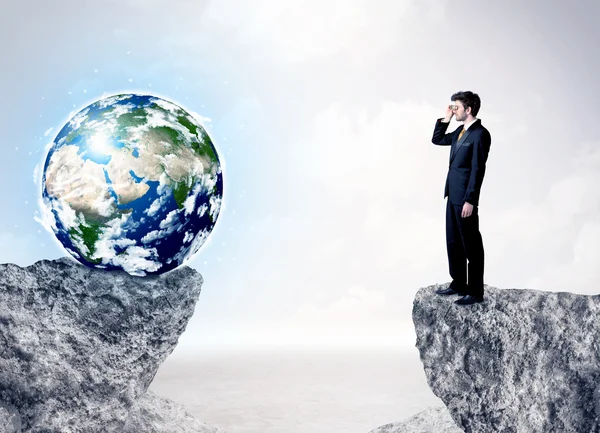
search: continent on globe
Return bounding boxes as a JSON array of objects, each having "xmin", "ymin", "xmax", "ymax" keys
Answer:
[{"xmin": 41, "ymin": 93, "xmax": 223, "ymax": 276}]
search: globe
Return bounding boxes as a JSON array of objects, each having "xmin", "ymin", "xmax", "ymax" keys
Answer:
[{"xmin": 41, "ymin": 93, "xmax": 223, "ymax": 276}]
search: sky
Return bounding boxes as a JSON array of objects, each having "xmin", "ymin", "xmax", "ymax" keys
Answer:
[{"xmin": 1, "ymin": 0, "xmax": 599, "ymax": 351}]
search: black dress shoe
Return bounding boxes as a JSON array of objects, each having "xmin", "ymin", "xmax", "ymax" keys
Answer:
[
  {"xmin": 436, "ymin": 287, "xmax": 464, "ymax": 296},
  {"xmin": 455, "ymin": 295, "xmax": 484, "ymax": 305}
]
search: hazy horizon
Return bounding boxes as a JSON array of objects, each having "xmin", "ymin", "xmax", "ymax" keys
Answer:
[{"xmin": 151, "ymin": 345, "xmax": 440, "ymax": 433}]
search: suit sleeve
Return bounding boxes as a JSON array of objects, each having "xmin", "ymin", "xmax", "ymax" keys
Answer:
[
  {"xmin": 432, "ymin": 118, "xmax": 454, "ymax": 146},
  {"xmin": 464, "ymin": 129, "xmax": 491, "ymax": 206}
]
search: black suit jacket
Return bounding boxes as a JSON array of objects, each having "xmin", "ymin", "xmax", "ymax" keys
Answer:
[{"xmin": 432, "ymin": 118, "xmax": 491, "ymax": 207}]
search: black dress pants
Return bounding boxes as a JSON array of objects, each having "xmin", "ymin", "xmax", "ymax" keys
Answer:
[{"xmin": 446, "ymin": 199, "xmax": 484, "ymax": 297}]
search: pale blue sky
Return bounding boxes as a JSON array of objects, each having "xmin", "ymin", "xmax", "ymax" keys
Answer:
[{"xmin": 1, "ymin": 0, "xmax": 599, "ymax": 351}]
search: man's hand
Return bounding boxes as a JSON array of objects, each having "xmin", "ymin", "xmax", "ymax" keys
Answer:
[
  {"xmin": 461, "ymin": 202, "xmax": 474, "ymax": 218},
  {"xmin": 444, "ymin": 104, "xmax": 454, "ymax": 122}
]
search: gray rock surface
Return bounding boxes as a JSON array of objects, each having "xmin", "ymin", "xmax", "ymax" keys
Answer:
[
  {"xmin": 124, "ymin": 389, "xmax": 225, "ymax": 433},
  {"xmin": 0, "ymin": 390, "xmax": 225, "ymax": 433},
  {"xmin": 413, "ymin": 282, "xmax": 600, "ymax": 433},
  {"xmin": 0, "ymin": 257, "xmax": 219, "ymax": 433},
  {"xmin": 0, "ymin": 401, "xmax": 21, "ymax": 433},
  {"xmin": 368, "ymin": 406, "xmax": 462, "ymax": 433}
]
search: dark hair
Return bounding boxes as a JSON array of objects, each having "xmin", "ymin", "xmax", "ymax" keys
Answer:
[{"xmin": 451, "ymin": 91, "xmax": 481, "ymax": 117}]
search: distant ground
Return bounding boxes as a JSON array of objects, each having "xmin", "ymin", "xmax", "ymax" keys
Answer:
[{"xmin": 150, "ymin": 345, "xmax": 442, "ymax": 433}]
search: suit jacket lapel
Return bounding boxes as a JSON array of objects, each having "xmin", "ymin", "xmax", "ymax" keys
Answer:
[{"xmin": 450, "ymin": 119, "xmax": 480, "ymax": 163}]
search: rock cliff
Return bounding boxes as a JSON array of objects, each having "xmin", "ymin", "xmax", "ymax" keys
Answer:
[
  {"xmin": 368, "ymin": 406, "xmax": 462, "ymax": 433},
  {"xmin": 0, "ymin": 258, "xmax": 222, "ymax": 433},
  {"xmin": 413, "ymin": 283, "xmax": 600, "ymax": 433}
]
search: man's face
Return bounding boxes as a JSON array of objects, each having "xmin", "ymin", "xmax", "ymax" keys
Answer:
[{"xmin": 452, "ymin": 101, "xmax": 469, "ymax": 121}]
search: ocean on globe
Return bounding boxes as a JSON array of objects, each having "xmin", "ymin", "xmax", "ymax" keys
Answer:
[{"xmin": 41, "ymin": 93, "xmax": 223, "ymax": 276}]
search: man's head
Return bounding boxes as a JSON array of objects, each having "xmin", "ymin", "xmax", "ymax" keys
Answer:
[{"xmin": 450, "ymin": 91, "xmax": 481, "ymax": 123}]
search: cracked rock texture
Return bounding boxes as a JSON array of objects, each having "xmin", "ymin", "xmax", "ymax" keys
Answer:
[
  {"xmin": 368, "ymin": 406, "xmax": 462, "ymax": 433},
  {"xmin": 413, "ymin": 283, "xmax": 600, "ymax": 433},
  {"xmin": 0, "ymin": 258, "xmax": 222, "ymax": 433}
]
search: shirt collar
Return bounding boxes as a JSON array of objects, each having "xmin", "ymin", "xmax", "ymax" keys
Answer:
[{"xmin": 463, "ymin": 118, "xmax": 477, "ymax": 131}]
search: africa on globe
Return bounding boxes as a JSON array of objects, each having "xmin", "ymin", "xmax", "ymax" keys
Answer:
[{"xmin": 41, "ymin": 93, "xmax": 223, "ymax": 276}]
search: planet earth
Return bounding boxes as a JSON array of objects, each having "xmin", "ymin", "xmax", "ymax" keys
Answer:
[{"xmin": 41, "ymin": 93, "xmax": 223, "ymax": 276}]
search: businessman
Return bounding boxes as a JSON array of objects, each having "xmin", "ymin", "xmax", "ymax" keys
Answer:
[{"xmin": 431, "ymin": 91, "xmax": 491, "ymax": 305}]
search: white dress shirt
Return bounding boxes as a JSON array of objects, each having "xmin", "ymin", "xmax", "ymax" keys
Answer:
[{"xmin": 462, "ymin": 117, "xmax": 478, "ymax": 131}]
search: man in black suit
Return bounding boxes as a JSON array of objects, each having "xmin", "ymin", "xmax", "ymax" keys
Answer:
[{"xmin": 432, "ymin": 91, "xmax": 491, "ymax": 305}]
